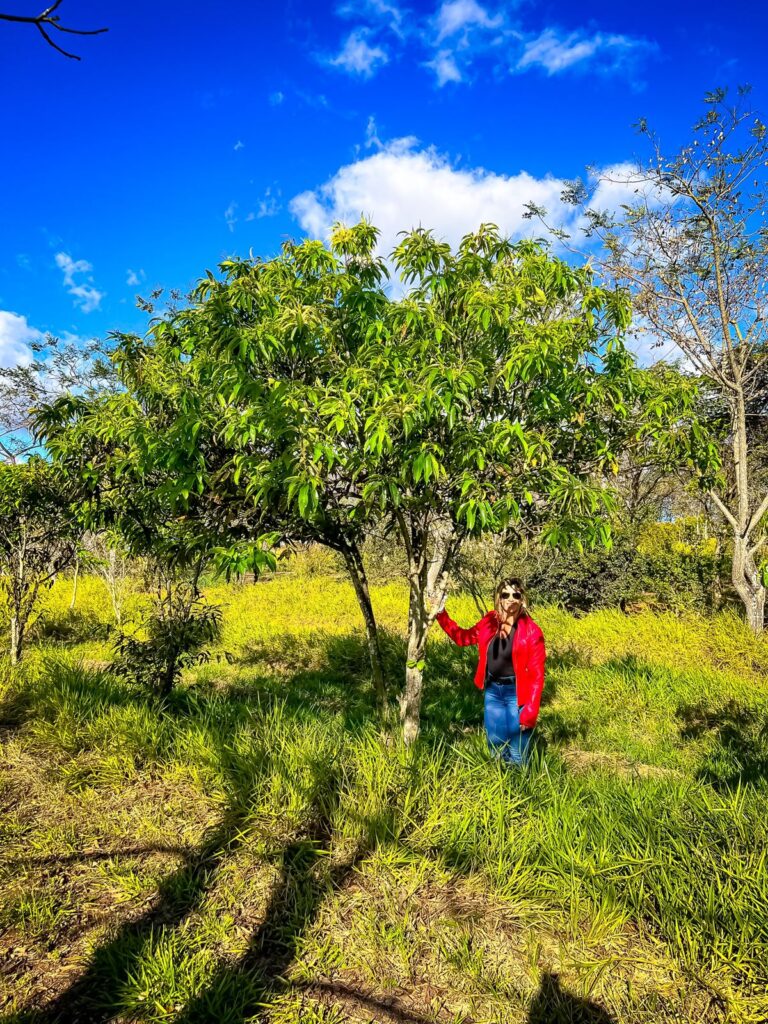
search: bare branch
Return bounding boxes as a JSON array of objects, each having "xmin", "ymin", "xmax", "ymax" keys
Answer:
[
  {"xmin": 746, "ymin": 489, "xmax": 768, "ymax": 540},
  {"xmin": 0, "ymin": 1, "xmax": 107, "ymax": 60},
  {"xmin": 709, "ymin": 489, "xmax": 738, "ymax": 531}
]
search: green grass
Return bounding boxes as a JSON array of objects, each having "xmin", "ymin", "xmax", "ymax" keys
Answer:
[{"xmin": 1, "ymin": 574, "xmax": 767, "ymax": 1022}]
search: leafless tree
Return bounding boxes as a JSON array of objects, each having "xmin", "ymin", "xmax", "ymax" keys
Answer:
[
  {"xmin": 529, "ymin": 88, "xmax": 768, "ymax": 632},
  {"xmin": 82, "ymin": 531, "xmax": 135, "ymax": 625},
  {"xmin": 0, "ymin": 334, "xmax": 115, "ymax": 463}
]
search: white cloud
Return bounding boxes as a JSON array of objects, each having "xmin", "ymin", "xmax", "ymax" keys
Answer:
[
  {"xmin": 269, "ymin": 90, "xmax": 284, "ymax": 105},
  {"xmin": 435, "ymin": 0, "xmax": 501, "ymax": 43},
  {"xmin": 289, "ymin": 137, "xmax": 686, "ymax": 362},
  {"xmin": 289, "ymin": 138, "xmax": 662, "ymax": 275},
  {"xmin": 54, "ymin": 252, "xmax": 105, "ymax": 313},
  {"xmin": 330, "ymin": 29, "xmax": 389, "ymax": 77},
  {"xmin": 338, "ymin": 0, "xmax": 405, "ymax": 37},
  {"xmin": 425, "ymin": 49, "xmax": 463, "ymax": 85},
  {"xmin": 224, "ymin": 201, "xmax": 238, "ymax": 232},
  {"xmin": 234, "ymin": 139, "xmax": 245, "ymax": 151},
  {"xmin": 290, "ymin": 137, "xmax": 578, "ymax": 261},
  {"xmin": 0, "ymin": 310, "xmax": 39, "ymax": 369},
  {"xmin": 517, "ymin": 28, "xmax": 653, "ymax": 75},
  {"xmin": 126, "ymin": 268, "xmax": 146, "ymax": 287}
]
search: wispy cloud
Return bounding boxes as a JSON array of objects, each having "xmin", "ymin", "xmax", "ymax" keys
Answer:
[
  {"xmin": 425, "ymin": 1, "xmax": 508, "ymax": 88},
  {"xmin": 425, "ymin": 48, "xmax": 463, "ymax": 85},
  {"xmin": 324, "ymin": 1, "xmax": 656, "ymax": 88},
  {"xmin": 435, "ymin": 0, "xmax": 501, "ymax": 43},
  {"xmin": 297, "ymin": 90, "xmax": 330, "ymax": 110},
  {"xmin": 516, "ymin": 28, "xmax": 655, "ymax": 76},
  {"xmin": 126, "ymin": 268, "xmax": 146, "ymax": 287},
  {"xmin": 329, "ymin": 28, "xmax": 389, "ymax": 77},
  {"xmin": 54, "ymin": 252, "xmax": 104, "ymax": 313},
  {"xmin": 224, "ymin": 201, "xmax": 238, "ymax": 232},
  {"xmin": 255, "ymin": 187, "xmax": 282, "ymax": 219},
  {"xmin": 337, "ymin": 0, "xmax": 406, "ymax": 37},
  {"xmin": 234, "ymin": 139, "xmax": 245, "ymax": 151},
  {"xmin": 269, "ymin": 90, "xmax": 284, "ymax": 105},
  {"xmin": 365, "ymin": 115, "xmax": 383, "ymax": 149}
]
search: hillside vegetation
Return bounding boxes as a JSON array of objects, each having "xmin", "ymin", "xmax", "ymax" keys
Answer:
[{"xmin": 1, "ymin": 574, "xmax": 767, "ymax": 1023}]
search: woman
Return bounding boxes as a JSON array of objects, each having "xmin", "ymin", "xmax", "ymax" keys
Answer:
[{"xmin": 435, "ymin": 578, "xmax": 546, "ymax": 766}]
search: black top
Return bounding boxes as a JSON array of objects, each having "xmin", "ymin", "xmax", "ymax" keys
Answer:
[{"xmin": 486, "ymin": 623, "xmax": 516, "ymax": 681}]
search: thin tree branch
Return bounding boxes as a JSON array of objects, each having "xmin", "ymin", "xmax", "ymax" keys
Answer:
[
  {"xmin": 0, "ymin": 1, "xmax": 108, "ymax": 60},
  {"xmin": 709, "ymin": 489, "xmax": 738, "ymax": 532},
  {"xmin": 746, "ymin": 489, "xmax": 768, "ymax": 540}
]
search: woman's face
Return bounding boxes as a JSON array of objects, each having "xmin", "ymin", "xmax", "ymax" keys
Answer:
[{"xmin": 499, "ymin": 584, "xmax": 523, "ymax": 614}]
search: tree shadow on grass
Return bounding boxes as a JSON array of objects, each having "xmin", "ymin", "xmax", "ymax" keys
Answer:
[
  {"xmin": 677, "ymin": 698, "xmax": 768, "ymax": 789},
  {"xmin": 4, "ymin": 747, "xmax": 272, "ymax": 1024},
  {"xmin": 296, "ymin": 981, "xmax": 467, "ymax": 1023},
  {"xmin": 208, "ymin": 629, "xmax": 387, "ymax": 729},
  {"xmin": 31, "ymin": 609, "xmax": 113, "ymax": 646},
  {"xmin": 172, "ymin": 771, "xmax": 364, "ymax": 1023},
  {"xmin": 1, "ymin": 654, "xmax": 399, "ymax": 1024},
  {"xmin": 3, "ymin": 619, "xmax": 589, "ymax": 748},
  {"xmin": 527, "ymin": 972, "xmax": 616, "ymax": 1023},
  {"xmin": 9, "ymin": 765, "xmax": 386, "ymax": 1024}
]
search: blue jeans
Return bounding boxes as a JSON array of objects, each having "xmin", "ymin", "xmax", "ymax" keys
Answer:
[{"xmin": 484, "ymin": 678, "xmax": 532, "ymax": 766}]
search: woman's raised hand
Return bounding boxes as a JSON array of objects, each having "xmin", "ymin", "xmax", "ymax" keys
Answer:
[{"xmin": 425, "ymin": 594, "xmax": 446, "ymax": 616}]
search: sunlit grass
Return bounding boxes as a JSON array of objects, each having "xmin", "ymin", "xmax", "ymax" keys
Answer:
[{"xmin": 1, "ymin": 572, "xmax": 767, "ymax": 1021}]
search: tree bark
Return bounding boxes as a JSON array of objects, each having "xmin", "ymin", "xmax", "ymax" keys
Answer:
[
  {"xmin": 107, "ymin": 549, "xmax": 123, "ymax": 624},
  {"xmin": 338, "ymin": 538, "xmax": 388, "ymax": 722},
  {"xmin": 69, "ymin": 556, "xmax": 79, "ymax": 611},
  {"xmin": 731, "ymin": 390, "xmax": 766, "ymax": 633},
  {"xmin": 160, "ymin": 651, "xmax": 177, "ymax": 696},
  {"xmin": 9, "ymin": 614, "xmax": 24, "ymax": 665},
  {"xmin": 732, "ymin": 533, "xmax": 765, "ymax": 633},
  {"xmin": 397, "ymin": 512, "xmax": 461, "ymax": 744},
  {"xmin": 110, "ymin": 548, "xmax": 123, "ymax": 625}
]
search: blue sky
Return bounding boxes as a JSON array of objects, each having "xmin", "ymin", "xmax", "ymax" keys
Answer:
[{"xmin": 1, "ymin": 0, "xmax": 767, "ymax": 366}]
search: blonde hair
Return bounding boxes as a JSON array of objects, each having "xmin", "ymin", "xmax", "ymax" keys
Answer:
[{"xmin": 493, "ymin": 577, "xmax": 528, "ymax": 621}]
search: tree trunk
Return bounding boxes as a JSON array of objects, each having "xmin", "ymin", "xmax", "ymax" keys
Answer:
[
  {"xmin": 108, "ymin": 550, "xmax": 123, "ymax": 625},
  {"xmin": 160, "ymin": 652, "xmax": 177, "ymax": 696},
  {"xmin": 400, "ymin": 590, "xmax": 430, "ymax": 745},
  {"xmin": 9, "ymin": 615, "xmax": 24, "ymax": 665},
  {"xmin": 397, "ymin": 512, "xmax": 461, "ymax": 744},
  {"xmin": 732, "ymin": 533, "xmax": 765, "ymax": 633},
  {"xmin": 730, "ymin": 391, "xmax": 767, "ymax": 633},
  {"xmin": 69, "ymin": 556, "xmax": 79, "ymax": 611},
  {"xmin": 338, "ymin": 539, "xmax": 388, "ymax": 722}
]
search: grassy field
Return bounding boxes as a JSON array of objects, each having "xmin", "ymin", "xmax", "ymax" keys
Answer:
[{"xmin": 1, "ymin": 573, "xmax": 767, "ymax": 1023}]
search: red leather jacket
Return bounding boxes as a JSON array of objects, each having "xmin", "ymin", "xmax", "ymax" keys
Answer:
[{"xmin": 436, "ymin": 608, "xmax": 546, "ymax": 728}]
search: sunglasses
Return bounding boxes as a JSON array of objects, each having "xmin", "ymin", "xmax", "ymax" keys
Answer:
[{"xmin": 500, "ymin": 590, "xmax": 522, "ymax": 600}]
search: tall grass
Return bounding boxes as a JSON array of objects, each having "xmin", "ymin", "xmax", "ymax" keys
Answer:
[{"xmin": 1, "ymin": 575, "xmax": 767, "ymax": 1022}]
